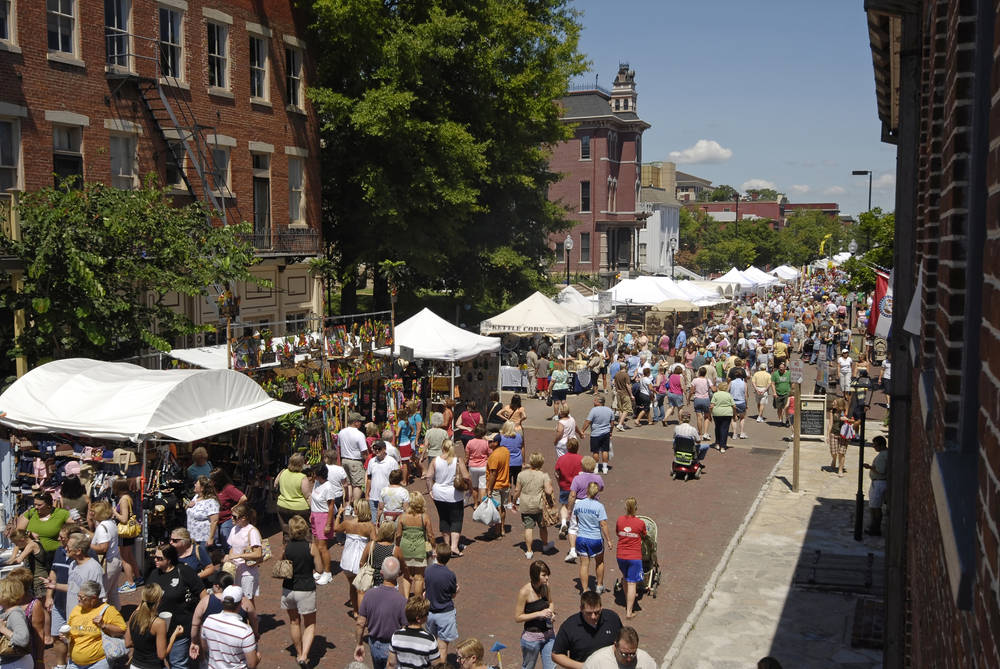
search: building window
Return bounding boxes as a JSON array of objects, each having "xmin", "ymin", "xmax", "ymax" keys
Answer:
[
  {"xmin": 614, "ymin": 99, "xmax": 620, "ymax": 111},
  {"xmin": 723, "ymin": 207, "xmax": 730, "ymax": 212},
  {"xmin": 52, "ymin": 125, "xmax": 82, "ymax": 189},
  {"xmin": 1, "ymin": 1, "xmax": 15, "ymax": 44},
  {"xmin": 581, "ymin": 181, "xmax": 590, "ymax": 213},
  {"xmin": 47, "ymin": 0, "xmax": 75, "ymax": 55},
  {"xmin": 580, "ymin": 135, "xmax": 590, "ymax": 160},
  {"xmin": 623, "ymin": 99, "xmax": 629, "ymax": 110},
  {"xmin": 288, "ymin": 156, "xmax": 304, "ymax": 224},
  {"xmin": 159, "ymin": 7, "xmax": 182, "ymax": 79},
  {"xmin": 104, "ymin": 0, "xmax": 130, "ymax": 69},
  {"xmin": 285, "ymin": 47, "xmax": 302, "ymax": 107},
  {"xmin": 0, "ymin": 119, "xmax": 18, "ymax": 191},
  {"xmin": 109, "ymin": 134, "xmax": 136, "ymax": 190},
  {"xmin": 638, "ymin": 243, "xmax": 647, "ymax": 265},
  {"xmin": 250, "ymin": 36, "xmax": 268, "ymax": 100},
  {"xmin": 165, "ymin": 140, "xmax": 186, "ymax": 189},
  {"xmin": 207, "ymin": 22, "xmax": 228, "ymax": 89},
  {"xmin": 211, "ymin": 146, "xmax": 229, "ymax": 192},
  {"xmin": 286, "ymin": 312, "xmax": 307, "ymax": 334},
  {"xmin": 253, "ymin": 153, "xmax": 270, "ymax": 242},
  {"xmin": 555, "ymin": 241, "xmax": 565, "ymax": 264},
  {"xmin": 580, "ymin": 232, "xmax": 590, "ymax": 262}
]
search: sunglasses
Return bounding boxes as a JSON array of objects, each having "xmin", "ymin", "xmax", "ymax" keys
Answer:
[
  {"xmin": 616, "ymin": 649, "xmax": 637, "ymax": 659},
  {"xmin": 169, "ymin": 538, "xmax": 183, "ymax": 543},
  {"xmin": 154, "ymin": 555, "xmax": 166, "ymax": 561}
]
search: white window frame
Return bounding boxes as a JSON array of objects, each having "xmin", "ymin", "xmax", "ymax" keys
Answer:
[
  {"xmin": 638, "ymin": 243, "xmax": 647, "ymax": 265},
  {"xmin": 555, "ymin": 241, "xmax": 565, "ymax": 264},
  {"xmin": 288, "ymin": 156, "xmax": 304, "ymax": 225},
  {"xmin": 207, "ymin": 22, "xmax": 228, "ymax": 90},
  {"xmin": 285, "ymin": 46, "xmax": 302, "ymax": 108},
  {"xmin": 52, "ymin": 124, "xmax": 83, "ymax": 188},
  {"xmin": 47, "ymin": 0, "xmax": 77, "ymax": 57},
  {"xmin": 104, "ymin": 0, "xmax": 132, "ymax": 71},
  {"xmin": 158, "ymin": 6, "xmax": 183, "ymax": 81},
  {"xmin": 250, "ymin": 35, "xmax": 268, "ymax": 101},
  {"xmin": 0, "ymin": 117, "xmax": 21, "ymax": 192},
  {"xmin": 109, "ymin": 133, "xmax": 137, "ymax": 190},
  {"xmin": 1, "ymin": 0, "xmax": 17, "ymax": 47},
  {"xmin": 580, "ymin": 135, "xmax": 590, "ymax": 160},
  {"xmin": 164, "ymin": 139, "xmax": 186, "ymax": 190}
]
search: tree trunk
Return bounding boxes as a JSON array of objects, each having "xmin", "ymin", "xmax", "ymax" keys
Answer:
[
  {"xmin": 372, "ymin": 272, "xmax": 389, "ymax": 312},
  {"xmin": 340, "ymin": 267, "xmax": 358, "ymax": 316}
]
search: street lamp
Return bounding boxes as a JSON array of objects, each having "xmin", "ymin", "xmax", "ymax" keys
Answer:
[
  {"xmin": 852, "ymin": 170, "xmax": 873, "ymax": 212},
  {"xmin": 851, "ymin": 373, "xmax": 875, "ymax": 541},
  {"xmin": 670, "ymin": 237, "xmax": 678, "ymax": 278},
  {"xmin": 564, "ymin": 234, "xmax": 574, "ymax": 286},
  {"xmin": 848, "ymin": 239, "xmax": 858, "ymax": 254}
]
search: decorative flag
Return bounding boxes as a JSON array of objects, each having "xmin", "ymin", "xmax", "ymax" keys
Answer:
[{"xmin": 869, "ymin": 272, "xmax": 893, "ymax": 338}]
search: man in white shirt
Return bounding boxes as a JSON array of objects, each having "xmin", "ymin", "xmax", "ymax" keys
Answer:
[
  {"xmin": 366, "ymin": 441, "xmax": 400, "ymax": 521},
  {"xmin": 672, "ymin": 412, "xmax": 707, "ymax": 464},
  {"xmin": 339, "ymin": 412, "xmax": 369, "ymax": 491},
  {"xmin": 200, "ymin": 585, "xmax": 258, "ymax": 669},
  {"xmin": 582, "ymin": 627, "xmax": 656, "ymax": 669}
]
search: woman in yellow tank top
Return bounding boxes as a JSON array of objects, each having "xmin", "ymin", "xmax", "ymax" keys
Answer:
[{"xmin": 276, "ymin": 453, "xmax": 312, "ymax": 544}]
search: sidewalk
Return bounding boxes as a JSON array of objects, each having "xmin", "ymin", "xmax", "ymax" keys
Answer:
[{"xmin": 663, "ymin": 420, "xmax": 888, "ymax": 669}]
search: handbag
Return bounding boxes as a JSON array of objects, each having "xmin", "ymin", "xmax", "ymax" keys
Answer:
[
  {"xmin": 271, "ymin": 559, "xmax": 294, "ymax": 579},
  {"xmin": 541, "ymin": 492, "xmax": 559, "ymax": 528},
  {"xmin": 352, "ymin": 544, "xmax": 376, "ymax": 592},
  {"xmin": 244, "ymin": 538, "xmax": 272, "ymax": 566},
  {"xmin": 454, "ymin": 463, "xmax": 468, "ymax": 491},
  {"xmin": 0, "ymin": 609, "xmax": 30, "ymax": 657},
  {"xmin": 118, "ymin": 514, "xmax": 141, "ymax": 539},
  {"xmin": 98, "ymin": 605, "xmax": 128, "ymax": 663},
  {"xmin": 546, "ymin": 395, "xmax": 553, "ymax": 407}
]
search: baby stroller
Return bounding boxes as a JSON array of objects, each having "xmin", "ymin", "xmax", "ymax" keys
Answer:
[
  {"xmin": 671, "ymin": 435, "xmax": 704, "ymax": 481},
  {"xmin": 614, "ymin": 515, "xmax": 661, "ymax": 598}
]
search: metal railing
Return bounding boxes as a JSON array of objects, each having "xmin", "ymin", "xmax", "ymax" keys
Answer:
[
  {"xmin": 567, "ymin": 81, "xmax": 611, "ymax": 96},
  {"xmin": 239, "ymin": 227, "xmax": 320, "ymax": 255}
]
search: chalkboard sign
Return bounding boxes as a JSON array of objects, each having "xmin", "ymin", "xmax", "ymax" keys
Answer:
[{"xmin": 799, "ymin": 397, "xmax": 827, "ymax": 437}]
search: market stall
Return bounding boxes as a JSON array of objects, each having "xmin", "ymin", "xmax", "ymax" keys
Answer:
[
  {"xmin": 742, "ymin": 266, "xmax": 783, "ymax": 287},
  {"xmin": 0, "ymin": 358, "xmax": 302, "ymax": 561}
]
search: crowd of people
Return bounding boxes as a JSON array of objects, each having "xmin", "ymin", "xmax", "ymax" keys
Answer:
[{"xmin": 0, "ymin": 277, "xmax": 875, "ymax": 669}]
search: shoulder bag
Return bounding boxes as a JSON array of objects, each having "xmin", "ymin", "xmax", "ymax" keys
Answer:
[
  {"xmin": 0, "ymin": 608, "xmax": 30, "ymax": 657},
  {"xmin": 98, "ymin": 604, "xmax": 128, "ymax": 663},
  {"xmin": 271, "ymin": 558, "xmax": 294, "ymax": 580},
  {"xmin": 352, "ymin": 544, "xmax": 376, "ymax": 592},
  {"xmin": 453, "ymin": 460, "xmax": 468, "ymax": 491}
]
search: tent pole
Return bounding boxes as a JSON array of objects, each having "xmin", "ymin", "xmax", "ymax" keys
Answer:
[
  {"xmin": 139, "ymin": 438, "xmax": 147, "ymax": 574},
  {"xmin": 451, "ymin": 362, "xmax": 455, "ymax": 400}
]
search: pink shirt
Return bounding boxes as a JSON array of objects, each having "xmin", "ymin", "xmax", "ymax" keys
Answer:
[
  {"xmin": 465, "ymin": 438, "xmax": 491, "ymax": 468},
  {"xmin": 692, "ymin": 377, "xmax": 712, "ymax": 399}
]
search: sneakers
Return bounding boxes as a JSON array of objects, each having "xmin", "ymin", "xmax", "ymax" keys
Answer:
[
  {"xmin": 559, "ymin": 523, "xmax": 568, "ymax": 540},
  {"xmin": 525, "ymin": 551, "xmax": 534, "ymax": 559},
  {"xmin": 313, "ymin": 572, "xmax": 321, "ymax": 581},
  {"xmin": 118, "ymin": 582, "xmax": 137, "ymax": 594},
  {"xmin": 616, "ymin": 424, "xmax": 626, "ymax": 432},
  {"xmin": 757, "ymin": 416, "xmax": 764, "ymax": 423},
  {"xmin": 602, "ymin": 464, "xmax": 610, "ymax": 474},
  {"xmin": 564, "ymin": 549, "xmax": 578, "ymax": 563},
  {"xmin": 703, "ymin": 433, "xmax": 711, "ymax": 441},
  {"xmin": 595, "ymin": 585, "xmax": 606, "ymax": 594},
  {"xmin": 543, "ymin": 541, "xmax": 555, "ymax": 553},
  {"xmin": 739, "ymin": 433, "xmax": 749, "ymax": 439},
  {"xmin": 316, "ymin": 572, "xmax": 333, "ymax": 586}
]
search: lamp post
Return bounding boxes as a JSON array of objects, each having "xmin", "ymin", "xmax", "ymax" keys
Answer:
[
  {"xmin": 733, "ymin": 192, "xmax": 740, "ymax": 239},
  {"xmin": 847, "ymin": 240, "xmax": 859, "ymax": 327},
  {"xmin": 851, "ymin": 373, "xmax": 875, "ymax": 541},
  {"xmin": 852, "ymin": 170, "xmax": 872, "ymax": 212},
  {"xmin": 670, "ymin": 237, "xmax": 678, "ymax": 278},
  {"xmin": 848, "ymin": 239, "xmax": 858, "ymax": 254},
  {"xmin": 564, "ymin": 234, "xmax": 574, "ymax": 286}
]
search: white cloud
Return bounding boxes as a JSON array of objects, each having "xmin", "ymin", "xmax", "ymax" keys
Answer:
[
  {"xmin": 742, "ymin": 179, "xmax": 775, "ymax": 191},
  {"xmin": 873, "ymin": 173, "xmax": 895, "ymax": 189},
  {"xmin": 823, "ymin": 186, "xmax": 846, "ymax": 195},
  {"xmin": 667, "ymin": 140, "xmax": 733, "ymax": 164},
  {"xmin": 802, "ymin": 161, "xmax": 815, "ymax": 168},
  {"xmin": 789, "ymin": 184, "xmax": 811, "ymax": 194},
  {"xmin": 822, "ymin": 160, "xmax": 838, "ymax": 167}
]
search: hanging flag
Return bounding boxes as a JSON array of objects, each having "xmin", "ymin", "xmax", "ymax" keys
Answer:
[{"xmin": 868, "ymin": 272, "xmax": 893, "ymax": 338}]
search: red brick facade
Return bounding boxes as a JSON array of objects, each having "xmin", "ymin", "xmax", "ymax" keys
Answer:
[{"xmin": 0, "ymin": 0, "xmax": 322, "ymax": 336}]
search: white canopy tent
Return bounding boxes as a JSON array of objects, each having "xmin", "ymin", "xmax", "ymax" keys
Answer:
[
  {"xmin": 0, "ymin": 358, "xmax": 302, "ymax": 443},
  {"xmin": 379, "ymin": 308, "xmax": 500, "ymax": 362},
  {"xmin": 743, "ymin": 266, "xmax": 782, "ymax": 286},
  {"xmin": 713, "ymin": 268, "xmax": 756, "ymax": 292},
  {"xmin": 654, "ymin": 277, "xmax": 729, "ymax": 305},
  {"xmin": 602, "ymin": 278, "xmax": 675, "ymax": 306},
  {"xmin": 480, "ymin": 292, "xmax": 591, "ymax": 336},
  {"xmin": 554, "ymin": 285, "xmax": 600, "ymax": 319},
  {"xmin": 770, "ymin": 265, "xmax": 802, "ymax": 281}
]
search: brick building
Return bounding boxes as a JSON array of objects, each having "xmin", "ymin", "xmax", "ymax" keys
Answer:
[
  {"xmin": 0, "ymin": 0, "xmax": 322, "ymax": 345},
  {"xmin": 785, "ymin": 202, "xmax": 841, "ymax": 218},
  {"xmin": 862, "ymin": 1, "xmax": 1000, "ymax": 668},
  {"xmin": 685, "ymin": 197, "xmax": 787, "ymax": 225},
  {"xmin": 549, "ymin": 64, "xmax": 650, "ymax": 284},
  {"xmin": 674, "ymin": 169, "xmax": 712, "ymax": 202}
]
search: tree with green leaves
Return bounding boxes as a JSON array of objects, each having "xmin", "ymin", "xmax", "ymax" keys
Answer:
[
  {"xmin": 696, "ymin": 184, "xmax": 740, "ymax": 202},
  {"xmin": 744, "ymin": 188, "xmax": 781, "ymax": 201},
  {"xmin": 840, "ymin": 208, "xmax": 894, "ymax": 292},
  {"xmin": 308, "ymin": 0, "xmax": 587, "ymax": 311},
  {"xmin": 0, "ymin": 180, "xmax": 263, "ymax": 365}
]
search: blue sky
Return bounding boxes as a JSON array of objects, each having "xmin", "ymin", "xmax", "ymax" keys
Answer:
[{"xmin": 570, "ymin": 0, "xmax": 897, "ymax": 219}]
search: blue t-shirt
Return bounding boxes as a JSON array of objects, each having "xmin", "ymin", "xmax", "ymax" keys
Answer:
[
  {"xmin": 409, "ymin": 414, "xmax": 423, "ymax": 443},
  {"xmin": 573, "ymin": 498, "xmax": 607, "ymax": 540},
  {"xmin": 626, "ymin": 356, "xmax": 640, "ymax": 377},
  {"xmin": 608, "ymin": 361, "xmax": 621, "ymax": 379},
  {"xmin": 676, "ymin": 331, "xmax": 687, "ymax": 348},
  {"xmin": 398, "ymin": 418, "xmax": 414, "ymax": 445},
  {"xmin": 729, "ymin": 378, "xmax": 747, "ymax": 404},
  {"xmin": 51, "ymin": 547, "xmax": 70, "ymax": 615},
  {"xmin": 502, "ymin": 433, "xmax": 524, "ymax": 467},
  {"xmin": 586, "ymin": 406, "xmax": 615, "ymax": 437}
]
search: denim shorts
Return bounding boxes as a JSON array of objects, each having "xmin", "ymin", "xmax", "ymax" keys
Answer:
[
  {"xmin": 427, "ymin": 608, "xmax": 459, "ymax": 642},
  {"xmin": 693, "ymin": 398, "xmax": 711, "ymax": 414},
  {"xmin": 734, "ymin": 402, "xmax": 747, "ymax": 414},
  {"xmin": 559, "ymin": 490, "xmax": 570, "ymax": 505},
  {"xmin": 667, "ymin": 393, "xmax": 684, "ymax": 407},
  {"xmin": 617, "ymin": 558, "xmax": 644, "ymax": 583}
]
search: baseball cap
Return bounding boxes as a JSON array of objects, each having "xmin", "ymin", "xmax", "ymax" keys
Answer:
[
  {"xmin": 349, "ymin": 412, "xmax": 365, "ymax": 423},
  {"xmin": 678, "ymin": 325, "xmax": 684, "ymax": 329},
  {"xmin": 222, "ymin": 585, "xmax": 244, "ymax": 603}
]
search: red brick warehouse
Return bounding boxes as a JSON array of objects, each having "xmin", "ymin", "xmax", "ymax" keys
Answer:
[{"xmin": 0, "ymin": 0, "xmax": 324, "ymax": 338}]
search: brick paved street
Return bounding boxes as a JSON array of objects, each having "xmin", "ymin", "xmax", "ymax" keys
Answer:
[{"xmin": 112, "ymin": 357, "xmax": 889, "ymax": 669}]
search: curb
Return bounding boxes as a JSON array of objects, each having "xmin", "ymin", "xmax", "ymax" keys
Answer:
[{"xmin": 659, "ymin": 445, "xmax": 792, "ymax": 669}]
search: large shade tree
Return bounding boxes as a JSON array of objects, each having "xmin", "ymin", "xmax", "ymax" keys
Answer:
[{"xmin": 307, "ymin": 0, "xmax": 588, "ymax": 311}]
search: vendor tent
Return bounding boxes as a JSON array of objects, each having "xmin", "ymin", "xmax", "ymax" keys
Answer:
[
  {"xmin": 712, "ymin": 268, "xmax": 755, "ymax": 291},
  {"xmin": 770, "ymin": 265, "xmax": 801, "ymax": 280},
  {"xmin": 743, "ymin": 266, "xmax": 782, "ymax": 286},
  {"xmin": 169, "ymin": 335, "xmax": 314, "ymax": 371},
  {"xmin": 480, "ymin": 291, "xmax": 591, "ymax": 336},
  {"xmin": 650, "ymin": 299, "xmax": 700, "ymax": 312},
  {"xmin": 604, "ymin": 278, "xmax": 675, "ymax": 306},
  {"xmin": 0, "ymin": 358, "xmax": 302, "ymax": 442},
  {"xmin": 554, "ymin": 285, "xmax": 599, "ymax": 319},
  {"xmin": 382, "ymin": 308, "xmax": 500, "ymax": 361}
]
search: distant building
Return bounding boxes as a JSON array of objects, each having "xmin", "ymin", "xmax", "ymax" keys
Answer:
[
  {"xmin": 637, "ymin": 163, "xmax": 680, "ymax": 275},
  {"xmin": 675, "ymin": 170, "xmax": 713, "ymax": 202},
  {"xmin": 548, "ymin": 64, "xmax": 650, "ymax": 284},
  {"xmin": 785, "ymin": 202, "xmax": 842, "ymax": 218},
  {"xmin": 686, "ymin": 198, "xmax": 787, "ymax": 227}
]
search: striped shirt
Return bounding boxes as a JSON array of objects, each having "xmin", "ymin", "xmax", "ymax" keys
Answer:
[
  {"xmin": 202, "ymin": 611, "xmax": 256, "ymax": 669},
  {"xmin": 389, "ymin": 626, "xmax": 440, "ymax": 669}
]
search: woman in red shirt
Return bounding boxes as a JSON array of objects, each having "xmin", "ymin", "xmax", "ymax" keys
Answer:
[
  {"xmin": 615, "ymin": 497, "xmax": 647, "ymax": 619},
  {"xmin": 210, "ymin": 468, "xmax": 247, "ymax": 551}
]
